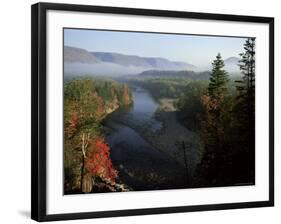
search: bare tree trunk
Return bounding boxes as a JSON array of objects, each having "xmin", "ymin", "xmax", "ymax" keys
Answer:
[
  {"xmin": 80, "ymin": 154, "xmax": 85, "ymax": 191},
  {"xmin": 80, "ymin": 133, "xmax": 91, "ymax": 193}
]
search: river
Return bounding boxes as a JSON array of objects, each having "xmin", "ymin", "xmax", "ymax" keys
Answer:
[{"xmin": 104, "ymin": 86, "xmax": 189, "ymax": 191}]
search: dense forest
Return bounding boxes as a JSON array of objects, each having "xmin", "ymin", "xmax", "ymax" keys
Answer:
[
  {"xmin": 179, "ymin": 38, "xmax": 256, "ymax": 186},
  {"xmin": 138, "ymin": 70, "xmax": 211, "ymax": 80},
  {"xmin": 64, "ymin": 78, "xmax": 132, "ymax": 194},
  {"xmin": 125, "ymin": 77, "xmax": 193, "ymax": 99},
  {"xmin": 64, "ymin": 37, "xmax": 255, "ymax": 193},
  {"xmin": 124, "ymin": 37, "xmax": 255, "ymax": 187}
]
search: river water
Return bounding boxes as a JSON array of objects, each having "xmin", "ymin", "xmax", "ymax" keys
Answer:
[{"xmin": 104, "ymin": 86, "xmax": 188, "ymax": 191}]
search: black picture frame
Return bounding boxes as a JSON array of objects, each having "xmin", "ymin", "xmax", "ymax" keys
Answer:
[{"xmin": 31, "ymin": 2, "xmax": 274, "ymax": 222}]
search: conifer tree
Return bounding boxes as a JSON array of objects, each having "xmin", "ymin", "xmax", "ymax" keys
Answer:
[
  {"xmin": 197, "ymin": 53, "xmax": 230, "ymax": 185},
  {"xmin": 236, "ymin": 38, "xmax": 255, "ymax": 120},
  {"xmin": 231, "ymin": 38, "xmax": 256, "ymax": 182},
  {"xmin": 208, "ymin": 53, "xmax": 229, "ymax": 98}
]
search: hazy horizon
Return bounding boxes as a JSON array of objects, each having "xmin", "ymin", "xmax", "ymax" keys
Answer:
[{"xmin": 64, "ymin": 28, "xmax": 248, "ymax": 68}]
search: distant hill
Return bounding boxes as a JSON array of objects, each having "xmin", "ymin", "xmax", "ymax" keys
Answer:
[
  {"xmin": 200, "ymin": 56, "xmax": 241, "ymax": 74},
  {"xmin": 224, "ymin": 56, "xmax": 241, "ymax": 74},
  {"xmin": 64, "ymin": 46, "xmax": 197, "ymax": 76},
  {"xmin": 64, "ymin": 46, "xmax": 241, "ymax": 77},
  {"xmin": 91, "ymin": 52, "xmax": 197, "ymax": 70},
  {"xmin": 224, "ymin": 56, "xmax": 240, "ymax": 64},
  {"xmin": 138, "ymin": 70, "xmax": 211, "ymax": 80},
  {"xmin": 64, "ymin": 46, "xmax": 99, "ymax": 64}
]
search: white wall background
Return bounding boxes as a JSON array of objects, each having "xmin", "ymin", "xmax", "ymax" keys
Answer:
[{"xmin": 0, "ymin": 0, "xmax": 279, "ymax": 223}]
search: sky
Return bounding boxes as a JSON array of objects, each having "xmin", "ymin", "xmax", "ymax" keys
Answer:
[{"xmin": 64, "ymin": 28, "xmax": 248, "ymax": 68}]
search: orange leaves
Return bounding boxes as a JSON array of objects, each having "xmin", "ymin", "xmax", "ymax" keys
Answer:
[
  {"xmin": 122, "ymin": 86, "xmax": 131, "ymax": 105},
  {"xmin": 85, "ymin": 138, "xmax": 118, "ymax": 184}
]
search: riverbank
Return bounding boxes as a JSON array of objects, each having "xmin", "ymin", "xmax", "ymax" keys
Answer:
[
  {"xmin": 104, "ymin": 87, "xmax": 193, "ymax": 190},
  {"xmin": 105, "ymin": 122, "xmax": 187, "ymax": 190},
  {"xmin": 156, "ymin": 114, "xmax": 201, "ymax": 177},
  {"xmin": 107, "ymin": 96, "xmax": 202, "ymax": 182},
  {"xmin": 146, "ymin": 98, "xmax": 202, "ymax": 181},
  {"xmin": 64, "ymin": 78, "xmax": 133, "ymax": 194}
]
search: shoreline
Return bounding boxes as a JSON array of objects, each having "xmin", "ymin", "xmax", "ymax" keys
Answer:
[
  {"xmin": 144, "ymin": 109, "xmax": 202, "ymax": 180},
  {"xmin": 105, "ymin": 97, "xmax": 202, "ymax": 180}
]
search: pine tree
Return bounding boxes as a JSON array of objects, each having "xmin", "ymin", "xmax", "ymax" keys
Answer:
[
  {"xmin": 236, "ymin": 38, "xmax": 255, "ymax": 118},
  {"xmin": 208, "ymin": 53, "xmax": 229, "ymax": 98},
  {"xmin": 197, "ymin": 53, "xmax": 230, "ymax": 185},
  {"xmin": 234, "ymin": 38, "xmax": 255, "ymax": 145},
  {"xmin": 231, "ymin": 38, "xmax": 255, "ymax": 183}
]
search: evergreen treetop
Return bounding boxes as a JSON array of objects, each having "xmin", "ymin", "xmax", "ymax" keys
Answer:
[{"xmin": 208, "ymin": 53, "xmax": 229, "ymax": 98}]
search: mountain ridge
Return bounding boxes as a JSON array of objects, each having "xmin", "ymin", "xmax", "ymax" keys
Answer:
[
  {"xmin": 64, "ymin": 46, "xmax": 242, "ymax": 76},
  {"xmin": 64, "ymin": 46, "xmax": 99, "ymax": 64},
  {"xmin": 91, "ymin": 51, "xmax": 197, "ymax": 70},
  {"xmin": 64, "ymin": 46, "xmax": 197, "ymax": 70}
]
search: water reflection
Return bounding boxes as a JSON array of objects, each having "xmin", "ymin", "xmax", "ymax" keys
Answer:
[{"xmin": 104, "ymin": 86, "xmax": 187, "ymax": 191}]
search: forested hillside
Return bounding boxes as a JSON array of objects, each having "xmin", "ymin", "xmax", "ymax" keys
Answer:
[
  {"xmin": 64, "ymin": 78, "xmax": 132, "ymax": 194},
  {"xmin": 177, "ymin": 38, "xmax": 256, "ymax": 186},
  {"xmin": 138, "ymin": 70, "xmax": 210, "ymax": 80},
  {"xmin": 115, "ymin": 38, "xmax": 255, "ymax": 188},
  {"xmin": 63, "ymin": 37, "xmax": 255, "ymax": 193}
]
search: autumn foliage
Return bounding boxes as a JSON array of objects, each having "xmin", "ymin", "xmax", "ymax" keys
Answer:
[
  {"xmin": 64, "ymin": 78, "xmax": 132, "ymax": 193},
  {"xmin": 85, "ymin": 138, "xmax": 118, "ymax": 183},
  {"xmin": 66, "ymin": 112, "xmax": 79, "ymax": 138},
  {"xmin": 195, "ymin": 42, "xmax": 255, "ymax": 186}
]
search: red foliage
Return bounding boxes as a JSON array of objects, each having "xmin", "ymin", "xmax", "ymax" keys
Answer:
[{"xmin": 85, "ymin": 138, "xmax": 118, "ymax": 183}]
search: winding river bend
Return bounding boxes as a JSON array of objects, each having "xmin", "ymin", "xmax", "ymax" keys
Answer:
[{"xmin": 104, "ymin": 86, "xmax": 189, "ymax": 191}]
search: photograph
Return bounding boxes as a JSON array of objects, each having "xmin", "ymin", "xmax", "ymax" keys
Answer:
[{"xmin": 63, "ymin": 28, "xmax": 256, "ymax": 194}]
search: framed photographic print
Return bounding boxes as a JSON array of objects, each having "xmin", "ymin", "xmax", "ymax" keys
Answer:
[{"xmin": 31, "ymin": 2, "xmax": 274, "ymax": 222}]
